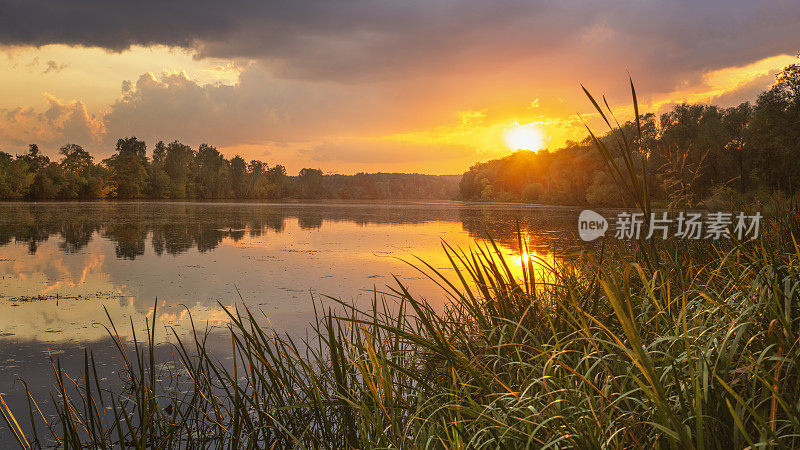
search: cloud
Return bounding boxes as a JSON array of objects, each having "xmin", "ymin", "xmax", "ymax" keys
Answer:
[
  {"xmin": 0, "ymin": 94, "xmax": 103, "ymax": 148},
  {"xmin": 42, "ymin": 60, "xmax": 67, "ymax": 74},
  {"xmin": 0, "ymin": 65, "xmax": 445, "ymax": 167},
  {"xmin": 0, "ymin": 0, "xmax": 797, "ymax": 90},
  {"xmin": 707, "ymin": 73, "xmax": 776, "ymax": 107},
  {"xmin": 4, "ymin": 54, "xmax": 67, "ymax": 74},
  {"xmin": 304, "ymin": 138, "xmax": 474, "ymax": 165},
  {"xmin": 100, "ymin": 66, "xmax": 382, "ymax": 150},
  {"xmin": 98, "ymin": 69, "xmax": 485, "ymax": 170},
  {"xmin": 646, "ymin": 54, "xmax": 797, "ymax": 112}
]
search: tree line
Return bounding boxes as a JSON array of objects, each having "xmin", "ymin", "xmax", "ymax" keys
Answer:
[
  {"xmin": 0, "ymin": 138, "xmax": 459, "ymax": 200},
  {"xmin": 459, "ymin": 63, "xmax": 800, "ymax": 207}
]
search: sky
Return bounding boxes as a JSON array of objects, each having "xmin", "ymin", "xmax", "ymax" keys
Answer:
[{"xmin": 0, "ymin": 0, "xmax": 798, "ymax": 175}]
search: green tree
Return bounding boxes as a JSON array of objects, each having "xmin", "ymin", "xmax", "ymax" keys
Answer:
[
  {"xmin": 115, "ymin": 136, "xmax": 147, "ymax": 160},
  {"xmin": 720, "ymin": 103, "xmax": 753, "ymax": 192},
  {"xmin": 748, "ymin": 64, "xmax": 800, "ymax": 191},
  {"xmin": 521, "ymin": 182, "xmax": 544, "ymax": 202},
  {"xmin": 195, "ymin": 144, "xmax": 230, "ymax": 198},
  {"xmin": 0, "ymin": 151, "xmax": 33, "ymax": 199},
  {"xmin": 164, "ymin": 141, "xmax": 195, "ymax": 198},
  {"xmin": 105, "ymin": 137, "xmax": 148, "ymax": 199},
  {"xmin": 229, "ymin": 155, "xmax": 247, "ymax": 198},
  {"xmin": 296, "ymin": 168, "xmax": 324, "ymax": 199},
  {"xmin": 58, "ymin": 143, "xmax": 101, "ymax": 199},
  {"xmin": 147, "ymin": 141, "xmax": 171, "ymax": 198},
  {"xmin": 152, "ymin": 140, "xmax": 167, "ymax": 164},
  {"xmin": 265, "ymin": 165, "xmax": 287, "ymax": 198},
  {"xmin": 18, "ymin": 144, "xmax": 49, "ymax": 173}
]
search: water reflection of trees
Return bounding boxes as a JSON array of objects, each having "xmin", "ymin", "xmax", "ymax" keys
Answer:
[
  {"xmin": 0, "ymin": 202, "xmax": 588, "ymax": 259},
  {"xmin": 458, "ymin": 206, "xmax": 593, "ymax": 254}
]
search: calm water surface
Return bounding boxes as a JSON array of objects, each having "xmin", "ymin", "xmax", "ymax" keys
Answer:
[{"xmin": 0, "ymin": 201, "xmax": 583, "ymax": 440}]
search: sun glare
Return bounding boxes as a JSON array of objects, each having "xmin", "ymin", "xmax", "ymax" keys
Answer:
[{"xmin": 504, "ymin": 123, "xmax": 545, "ymax": 152}]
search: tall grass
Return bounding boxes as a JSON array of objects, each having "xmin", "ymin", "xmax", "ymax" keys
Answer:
[
  {"xmin": 3, "ymin": 216, "xmax": 799, "ymax": 448},
  {"xmin": 3, "ymin": 83, "xmax": 800, "ymax": 448}
]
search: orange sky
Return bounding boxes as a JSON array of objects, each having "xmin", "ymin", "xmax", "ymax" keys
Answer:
[{"xmin": 0, "ymin": 2, "xmax": 798, "ymax": 174}]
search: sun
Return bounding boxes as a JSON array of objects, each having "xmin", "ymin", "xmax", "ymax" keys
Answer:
[{"xmin": 504, "ymin": 123, "xmax": 545, "ymax": 152}]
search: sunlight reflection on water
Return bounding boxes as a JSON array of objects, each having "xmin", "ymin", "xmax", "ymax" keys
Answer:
[
  {"xmin": 0, "ymin": 200, "xmax": 584, "ymax": 428},
  {"xmin": 0, "ymin": 201, "xmax": 581, "ymax": 343}
]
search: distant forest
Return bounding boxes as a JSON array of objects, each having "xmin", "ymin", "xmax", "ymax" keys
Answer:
[
  {"xmin": 0, "ymin": 139, "xmax": 459, "ymax": 201},
  {"xmin": 459, "ymin": 63, "xmax": 800, "ymax": 207}
]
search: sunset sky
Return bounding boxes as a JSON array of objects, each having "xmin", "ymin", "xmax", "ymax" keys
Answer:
[{"xmin": 1, "ymin": 1, "xmax": 798, "ymax": 174}]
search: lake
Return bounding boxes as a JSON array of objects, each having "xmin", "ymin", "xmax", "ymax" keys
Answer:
[{"xmin": 0, "ymin": 201, "xmax": 583, "ymax": 439}]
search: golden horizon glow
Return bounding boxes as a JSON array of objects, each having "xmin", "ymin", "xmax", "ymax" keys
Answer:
[{"xmin": 0, "ymin": 43, "xmax": 796, "ymax": 174}]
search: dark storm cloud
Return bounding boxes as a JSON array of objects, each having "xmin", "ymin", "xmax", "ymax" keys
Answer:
[
  {"xmin": 609, "ymin": 1, "xmax": 800, "ymax": 80},
  {"xmin": 0, "ymin": 0, "xmax": 234, "ymax": 50},
  {"xmin": 0, "ymin": 0, "xmax": 561, "ymax": 79},
  {"xmin": 3, "ymin": 0, "xmax": 797, "ymax": 85}
]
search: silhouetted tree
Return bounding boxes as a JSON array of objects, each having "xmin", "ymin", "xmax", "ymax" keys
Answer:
[{"xmin": 230, "ymin": 155, "xmax": 247, "ymax": 198}]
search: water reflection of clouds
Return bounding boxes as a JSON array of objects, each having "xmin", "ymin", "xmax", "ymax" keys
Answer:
[
  {"xmin": 0, "ymin": 202, "xmax": 583, "ymax": 438},
  {"xmin": 0, "ymin": 241, "xmax": 108, "ymax": 297},
  {"xmin": 0, "ymin": 202, "xmax": 583, "ymax": 345}
]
